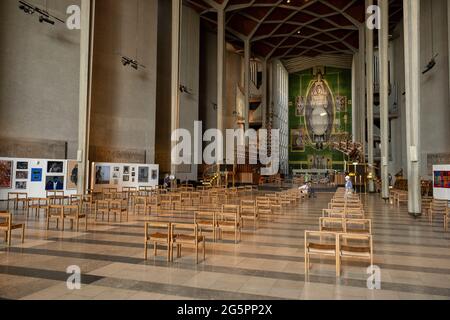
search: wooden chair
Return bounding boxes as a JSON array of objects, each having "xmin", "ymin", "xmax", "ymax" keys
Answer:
[
  {"xmin": 16, "ymin": 193, "xmax": 29, "ymax": 210},
  {"xmin": 82, "ymin": 195, "xmax": 96, "ymax": 216},
  {"xmin": 240, "ymin": 205, "xmax": 258, "ymax": 230},
  {"xmin": 27, "ymin": 198, "xmax": 44, "ymax": 219},
  {"xmin": 396, "ymin": 191, "xmax": 408, "ymax": 207},
  {"xmin": 305, "ymin": 231, "xmax": 339, "ymax": 277},
  {"xmin": 195, "ymin": 211, "xmax": 217, "ymax": 241},
  {"xmin": 64, "ymin": 205, "xmax": 88, "ymax": 232},
  {"xmin": 338, "ymin": 233, "xmax": 373, "ymax": 276},
  {"xmin": 70, "ymin": 195, "xmax": 83, "ymax": 206},
  {"xmin": 0, "ymin": 212, "xmax": 25, "ymax": 245},
  {"xmin": 95, "ymin": 200, "xmax": 110, "ymax": 221},
  {"xmin": 146, "ymin": 196, "xmax": 159, "ymax": 215},
  {"xmin": 445, "ymin": 210, "xmax": 449, "ymax": 232},
  {"xmin": 133, "ymin": 196, "xmax": 147, "ymax": 215},
  {"xmin": 319, "ymin": 218, "xmax": 345, "ymax": 233},
  {"xmin": 47, "ymin": 205, "xmax": 82, "ymax": 231},
  {"xmin": 217, "ymin": 205, "xmax": 242, "ymax": 244},
  {"xmin": 109, "ymin": 200, "xmax": 128, "ymax": 222},
  {"xmin": 144, "ymin": 222, "xmax": 172, "ymax": 261},
  {"xmin": 171, "ymin": 223, "xmax": 206, "ymax": 264},
  {"xmin": 428, "ymin": 200, "xmax": 449, "ymax": 224},
  {"xmin": 345, "ymin": 219, "xmax": 372, "ymax": 234},
  {"xmin": 46, "ymin": 205, "xmax": 65, "ymax": 230}
]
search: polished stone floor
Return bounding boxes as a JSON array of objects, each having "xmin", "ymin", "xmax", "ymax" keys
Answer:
[{"xmin": 1, "ymin": 192, "xmax": 450, "ymax": 300}]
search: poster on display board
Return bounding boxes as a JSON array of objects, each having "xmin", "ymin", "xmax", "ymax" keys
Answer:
[
  {"xmin": 0, "ymin": 158, "xmax": 79, "ymax": 199},
  {"xmin": 433, "ymin": 165, "xmax": 450, "ymax": 201},
  {"xmin": 91, "ymin": 162, "xmax": 159, "ymax": 192}
]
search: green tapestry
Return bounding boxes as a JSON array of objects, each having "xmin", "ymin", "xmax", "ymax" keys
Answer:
[{"xmin": 288, "ymin": 66, "xmax": 352, "ymax": 172}]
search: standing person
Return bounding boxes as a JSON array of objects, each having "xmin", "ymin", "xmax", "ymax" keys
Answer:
[
  {"xmin": 163, "ymin": 174, "xmax": 170, "ymax": 188},
  {"xmin": 345, "ymin": 176, "xmax": 354, "ymax": 195}
]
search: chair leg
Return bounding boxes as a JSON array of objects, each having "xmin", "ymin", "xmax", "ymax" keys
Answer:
[
  {"xmin": 203, "ymin": 240, "xmax": 206, "ymax": 261},
  {"xmin": 22, "ymin": 225, "xmax": 25, "ymax": 243},
  {"xmin": 7, "ymin": 229, "xmax": 11, "ymax": 246},
  {"xmin": 144, "ymin": 241, "xmax": 148, "ymax": 260},
  {"xmin": 196, "ymin": 243, "xmax": 199, "ymax": 264}
]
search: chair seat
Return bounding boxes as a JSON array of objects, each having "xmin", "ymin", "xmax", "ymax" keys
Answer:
[
  {"xmin": 0, "ymin": 223, "xmax": 23, "ymax": 230},
  {"xmin": 346, "ymin": 228, "xmax": 370, "ymax": 234},
  {"xmin": 341, "ymin": 245, "xmax": 371, "ymax": 257},
  {"xmin": 307, "ymin": 243, "xmax": 336, "ymax": 254},
  {"xmin": 321, "ymin": 227, "xmax": 344, "ymax": 232},
  {"xmin": 218, "ymin": 221, "xmax": 239, "ymax": 227},
  {"xmin": 149, "ymin": 233, "xmax": 169, "ymax": 241},
  {"xmin": 175, "ymin": 234, "xmax": 204, "ymax": 243},
  {"xmin": 197, "ymin": 220, "xmax": 214, "ymax": 227}
]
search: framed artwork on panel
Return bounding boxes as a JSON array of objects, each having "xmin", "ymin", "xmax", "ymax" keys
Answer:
[
  {"xmin": 45, "ymin": 176, "xmax": 64, "ymax": 190},
  {"xmin": 95, "ymin": 166, "xmax": 111, "ymax": 185},
  {"xmin": 47, "ymin": 161, "xmax": 64, "ymax": 174},
  {"xmin": 66, "ymin": 161, "xmax": 78, "ymax": 190},
  {"xmin": 16, "ymin": 181, "xmax": 27, "ymax": 190},
  {"xmin": 17, "ymin": 161, "xmax": 28, "ymax": 170},
  {"xmin": 31, "ymin": 168, "xmax": 43, "ymax": 182},
  {"xmin": 0, "ymin": 160, "xmax": 13, "ymax": 189},
  {"xmin": 16, "ymin": 171, "xmax": 28, "ymax": 180}
]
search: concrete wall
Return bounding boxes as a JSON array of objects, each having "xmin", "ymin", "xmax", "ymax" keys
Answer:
[
  {"xmin": 0, "ymin": 0, "xmax": 81, "ymax": 159},
  {"xmin": 199, "ymin": 29, "xmax": 218, "ymax": 131},
  {"xmin": 177, "ymin": 5, "xmax": 200, "ymax": 181},
  {"xmin": 390, "ymin": 0, "xmax": 450, "ymax": 178},
  {"xmin": 89, "ymin": 0, "xmax": 158, "ymax": 164}
]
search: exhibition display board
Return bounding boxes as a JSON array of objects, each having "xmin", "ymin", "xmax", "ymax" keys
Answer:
[
  {"xmin": 0, "ymin": 157, "xmax": 79, "ymax": 199},
  {"xmin": 91, "ymin": 162, "xmax": 159, "ymax": 192},
  {"xmin": 433, "ymin": 165, "xmax": 450, "ymax": 201}
]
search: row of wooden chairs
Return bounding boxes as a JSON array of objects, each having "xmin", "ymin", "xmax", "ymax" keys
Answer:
[
  {"xmin": 305, "ymin": 231, "xmax": 373, "ymax": 277},
  {"xmin": 46, "ymin": 205, "xmax": 88, "ymax": 231},
  {"xmin": 144, "ymin": 222, "xmax": 206, "ymax": 264},
  {"xmin": 305, "ymin": 189, "xmax": 373, "ymax": 277}
]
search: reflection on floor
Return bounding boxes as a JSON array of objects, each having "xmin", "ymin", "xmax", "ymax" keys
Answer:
[{"xmin": 1, "ymin": 193, "xmax": 450, "ymax": 300}]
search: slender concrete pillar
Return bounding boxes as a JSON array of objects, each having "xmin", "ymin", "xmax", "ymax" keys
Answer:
[
  {"xmin": 171, "ymin": 0, "xmax": 181, "ymax": 176},
  {"xmin": 448, "ymin": 0, "xmax": 450, "ymax": 106},
  {"xmin": 352, "ymin": 54, "xmax": 357, "ymax": 143},
  {"xmin": 366, "ymin": 0, "xmax": 375, "ymax": 192},
  {"xmin": 403, "ymin": 0, "xmax": 422, "ymax": 216},
  {"xmin": 262, "ymin": 59, "xmax": 268, "ymax": 129},
  {"xmin": 379, "ymin": 0, "xmax": 389, "ymax": 199},
  {"xmin": 244, "ymin": 39, "xmax": 250, "ymax": 131},
  {"xmin": 217, "ymin": 8, "xmax": 225, "ymax": 139},
  {"xmin": 358, "ymin": 25, "xmax": 367, "ymax": 156},
  {"xmin": 77, "ymin": 0, "xmax": 95, "ymax": 195}
]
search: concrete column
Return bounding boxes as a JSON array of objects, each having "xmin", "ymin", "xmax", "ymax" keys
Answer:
[
  {"xmin": 217, "ymin": 8, "xmax": 225, "ymax": 137},
  {"xmin": 171, "ymin": 0, "xmax": 181, "ymax": 176},
  {"xmin": 262, "ymin": 59, "xmax": 268, "ymax": 129},
  {"xmin": 352, "ymin": 54, "xmax": 357, "ymax": 142},
  {"xmin": 77, "ymin": 0, "xmax": 95, "ymax": 195},
  {"xmin": 379, "ymin": 0, "xmax": 389, "ymax": 199},
  {"xmin": 403, "ymin": 0, "xmax": 422, "ymax": 216},
  {"xmin": 366, "ymin": 0, "xmax": 375, "ymax": 192},
  {"xmin": 448, "ymin": 0, "xmax": 450, "ymax": 105},
  {"xmin": 359, "ymin": 24, "xmax": 366, "ymax": 155},
  {"xmin": 244, "ymin": 39, "xmax": 250, "ymax": 131}
]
